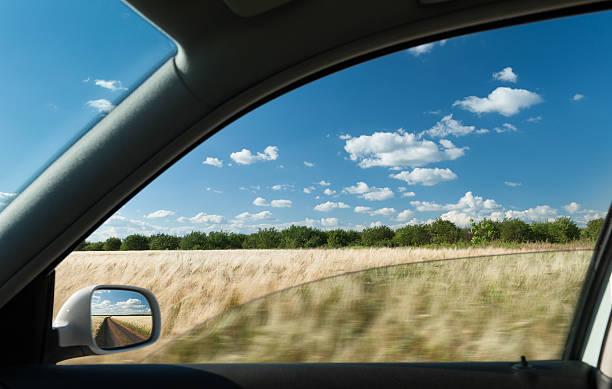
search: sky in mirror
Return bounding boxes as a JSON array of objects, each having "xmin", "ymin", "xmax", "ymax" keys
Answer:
[
  {"xmin": 0, "ymin": 1, "xmax": 176, "ymax": 210},
  {"xmin": 20, "ymin": 10, "xmax": 611, "ymax": 239},
  {"xmin": 91, "ymin": 289, "xmax": 152, "ymax": 316}
]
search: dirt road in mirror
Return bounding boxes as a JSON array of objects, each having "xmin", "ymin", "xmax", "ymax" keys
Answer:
[{"xmin": 96, "ymin": 317, "xmax": 147, "ymax": 349}]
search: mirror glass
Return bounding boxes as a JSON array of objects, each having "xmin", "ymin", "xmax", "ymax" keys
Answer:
[{"xmin": 90, "ymin": 289, "xmax": 153, "ymax": 349}]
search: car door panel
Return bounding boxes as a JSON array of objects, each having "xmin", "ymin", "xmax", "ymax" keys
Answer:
[{"xmin": 0, "ymin": 361, "xmax": 595, "ymax": 389}]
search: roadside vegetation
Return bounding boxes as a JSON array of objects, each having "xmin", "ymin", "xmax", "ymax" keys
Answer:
[
  {"xmin": 76, "ymin": 217, "xmax": 604, "ymax": 251},
  {"xmin": 112, "ymin": 316, "xmax": 153, "ymax": 339},
  {"xmin": 91, "ymin": 316, "xmax": 106, "ymax": 346},
  {"xmin": 56, "ymin": 245, "xmax": 593, "ymax": 364},
  {"xmin": 143, "ymin": 250, "xmax": 591, "ymax": 363}
]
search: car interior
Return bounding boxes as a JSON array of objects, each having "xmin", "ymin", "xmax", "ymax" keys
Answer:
[{"xmin": 0, "ymin": 0, "xmax": 611, "ymax": 387}]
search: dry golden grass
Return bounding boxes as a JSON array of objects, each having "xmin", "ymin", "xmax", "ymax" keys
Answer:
[
  {"xmin": 111, "ymin": 316, "xmax": 153, "ymax": 338},
  {"xmin": 90, "ymin": 316, "xmax": 105, "ymax": 340},
  {"xmin": 143, "ymin": 250, "xmax": 591, "ymax": 363},
  {"xmin": 54, "ymin": 244, "xmax": 592, "ymax": 364}
]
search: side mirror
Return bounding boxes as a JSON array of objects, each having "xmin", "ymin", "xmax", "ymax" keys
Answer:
[{"xmin": 50, "ymin": 285, "xmax": 161, "ymax": 362}]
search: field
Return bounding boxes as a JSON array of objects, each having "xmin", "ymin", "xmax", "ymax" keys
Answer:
[
  {"xmin": 53, "ymin": 244, "xmax": 592, "ymax": 364},
  {"xmin": 110, "ymin": 316, "xmax": 153, "ymax": 338}
]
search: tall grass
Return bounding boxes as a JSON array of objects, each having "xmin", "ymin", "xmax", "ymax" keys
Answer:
[
  {"xmin": 111, "ymin": 316, "xmax": 153, "ymax": 339},
  {"xmin": 54, "ymin": 244, "xmax": 592, "ymax": 364},
  {"xmin": 144, "ymin": 250, "xmax": 591, "ymax": 363}
]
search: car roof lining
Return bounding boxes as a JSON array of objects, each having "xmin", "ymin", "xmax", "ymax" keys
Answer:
[{"xmin": 0, "ymin": 0, "xmax": 610, "ymax": 310}]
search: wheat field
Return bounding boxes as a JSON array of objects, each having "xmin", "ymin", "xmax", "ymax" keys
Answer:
[{"xmin": 54, "ymin": 244, "xmax": 592, "ymax": 364}]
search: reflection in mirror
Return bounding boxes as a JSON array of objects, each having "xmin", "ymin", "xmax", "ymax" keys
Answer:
[{"xmin": 91, "ymin": 289, "xmax": 153, "ymax": 349}]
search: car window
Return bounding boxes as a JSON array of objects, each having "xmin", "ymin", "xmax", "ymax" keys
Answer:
[
  {"xmin": 0, "ymin": 1, "xmax": 176, "ymax": 212},
  {"xmin": 54, "ymin": 10, "xmax": 610, "ymax": 364}
]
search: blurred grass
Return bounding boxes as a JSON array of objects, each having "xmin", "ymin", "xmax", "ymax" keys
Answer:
[{"xmin": 143, "ymin": 250, "xmax": 591, "ymax": 363}]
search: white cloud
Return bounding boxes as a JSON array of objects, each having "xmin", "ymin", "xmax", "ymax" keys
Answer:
[
  {"xmin": 407, "ymin": 40, "xmax": 447, "ymax": 56},
  {"xmin": 0, "ymin": 192, "xmax": 17, "ymax": 205},
  {"xmin": 303, "ymin": 186, "xmax": 315, "ymax": 194},
  {"xmin": 319, "ymin": 180, "xmax": 331, "ymax": 186},
  {"xmin": 271, "ymin": 199, "xmax": 292, "ymax": 208},
  {"xmin": 304, "ymin": 161, "xmax": 315, "ymax": 167},
  {"xmin": 505, "ymin": 181, "xmax": 522, "ymax": 187},
  {"xmin": 178, "ymin": 212, "xmax": 224, "ymax": 224},
  {"xmin": 344, "ymin": 182, "xmax": 370, "ymax": 194},
  {"xmin": 87, "ymin": 99, "xmax": 115, "ymax": 113},
  {"xmin": 314, "ymin": 201, "xmax": 350, "ymax": 212},
  {"xmin": 230, "ymin": 146, "xmax": 278, "ymax": 165},
  {"xmin": 202, "ymin": 157, "xmax": 223, "ymax": 167},
  {"xmin": 505, "ymin": 205, "xmax": 557, "ymax": 222},
  {"xmin": 344, "ymin": 130, "xmax": 466, "ymax": 168},
  {"xmin": 343, "ymin": 181, "xmax": 394, "ymax": 201},
  {"xmin": 492, "ymin": 67, "xmax": 517, "ymax": 83},
  {"xmin": 453, "ymin": 87, "xmax": 542, "ymax": 116},
  {"xmin": 271, "ymin": 184, "xmax": 292, "ymax": 191},
  {"xmin": 362, "ymin": 187, "xmax": 394, "ymax": 201},
  {"xmin": 253, "ymin": 197, "xmax": 269, "ymax": 206},
  {"xmin": 320, "ymin": 217, "xmax": 339, "ymax": 227},
  {"xmin": 146, "ymin": 209, "xmax": 175, "ymax": 219},
  {"xmin": 494, "ymin": 123, "xmax": 517, "ymax": 133},
  {"xmin": 235, "ymin": 211, "xmax": 273, "ymax": 221},
  {"xmin": 94, "ymin": 79, "xmax": 128, "ymax": 91},
  {"xmin": 323, "ymin": 188, "xmax": 336, "ymax": 196},
  {"xmin": 411, "ymin": 191, "xmax": 503, "ymax": 227},
  {"xmin": 573, "ymin": 94, "xmax": 584, "ymax": 101},
  {"xmin": 396, "ymin": 210, "xmax": 414, "ymax": 222},
  {"xmin": 402, "ymin": 191, "xmax": 416, "ymax": 198},
  {"xmin": 253, "ymin": 197, "xmax": 292, "ymax": 208},
  {"xmin": 422, "ymin": 114, "xmax": 476, "ymax": 138},
  {"xmin": 564, "ymin": 202, "xmax": 581, "ymax": 214},
  {"xmin": 370, "ymin": 207, "xmax": 396, "ymax": 216},
  {"xmin": 354, "ymin": 206, "xmax": 372, "ymax": 213},
  {"xmin": 391, "ymin": 168, "xmax": 457, "ymax": 186},
  {"xmin": 527, "ymin": 116, "xmax": 542, "ymax": 123}
]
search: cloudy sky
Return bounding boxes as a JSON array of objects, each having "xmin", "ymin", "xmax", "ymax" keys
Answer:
[
  {"xmin": 0, "ymin": 3, "xmax": 610, "ymax": 240},
  {"xmin": 91, "ymin": 289, "xmax": 151, "ymax": 316}
]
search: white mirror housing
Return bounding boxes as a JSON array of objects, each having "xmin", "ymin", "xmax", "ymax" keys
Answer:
[{"xmin": 52, "ymin": 285, "xmax": 161, "ymax": 358}]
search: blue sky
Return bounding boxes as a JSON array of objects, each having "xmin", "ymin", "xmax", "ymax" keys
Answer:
[
  {"xmin": 0, "ymin": 3, "xmax": 610, "ymax": 239},
  {"xmin": 91, "ymin": 289, "xmax": 151, "ymax": 316}
]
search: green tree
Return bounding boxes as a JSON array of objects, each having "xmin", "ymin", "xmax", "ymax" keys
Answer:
[
  {"xmin": 361, "ymin": 226, "xmax": 395, "ymax": 247},
  {"xmin": 470, "ymin": 219, "xmax": 500, "ymax": 244},
  {"xmin": 208, "ymin": 231, "xmax": 232, "ymax": 249},
  {"xmin": 120, "ymin": 234, "xmax": 150, "ymax": 250},
  {"xmin": 149, "ymin": 234, "xmax": 181, "ymax": 250},
  {"xmin": 280, "ymin": 225, "xmax": 327, "ymax": 248},
  {"xmin": 75, "ymin": 241, "xmax": 88, "ymax": 251},
  {"xmin": 84, "ymin": 241, "xmax": 105, "ymax": 251},
  {"xmin": 393, "ymin": 224, "xmax": 431, "ymax": 246},
  {"xmin": 244, "ymin": 228, "xmax": 281, "ymax": 249},
  {"xmin": 429, "ymin": 219, "xmax": 461, "ymax": 245},
  {"xmin": 499, "ymin": 219, "xmax": 531, "ymax": 242},
  {"xmin": 327, "ymin": 229, "xmax": 350, "ymax": 248},
  {"xmin": 548, "ymin": 217, "xmax": 580, "ymax": 243},
  {"xmin": 583, "ymin": 218, "xmax": 605, "ymax": 242},
  {"xmin": 103, "ymin": 237, "xmax": 122, "ymax": 251},
  {"xmin": 530, "ymin": 222, "xmax": 550, "ymax": 242},
  {"xmin": 228, "ymin": 233, "xmax": 247, "ymax": 249},
  {"xmin": 179, "ymin": 231, "xmax": 207, "ymax": 250}
]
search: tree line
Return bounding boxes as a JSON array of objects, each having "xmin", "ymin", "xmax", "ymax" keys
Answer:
[{"xmin": 76, "ymin": 217, "xmax": 605, "ymax": 251}]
